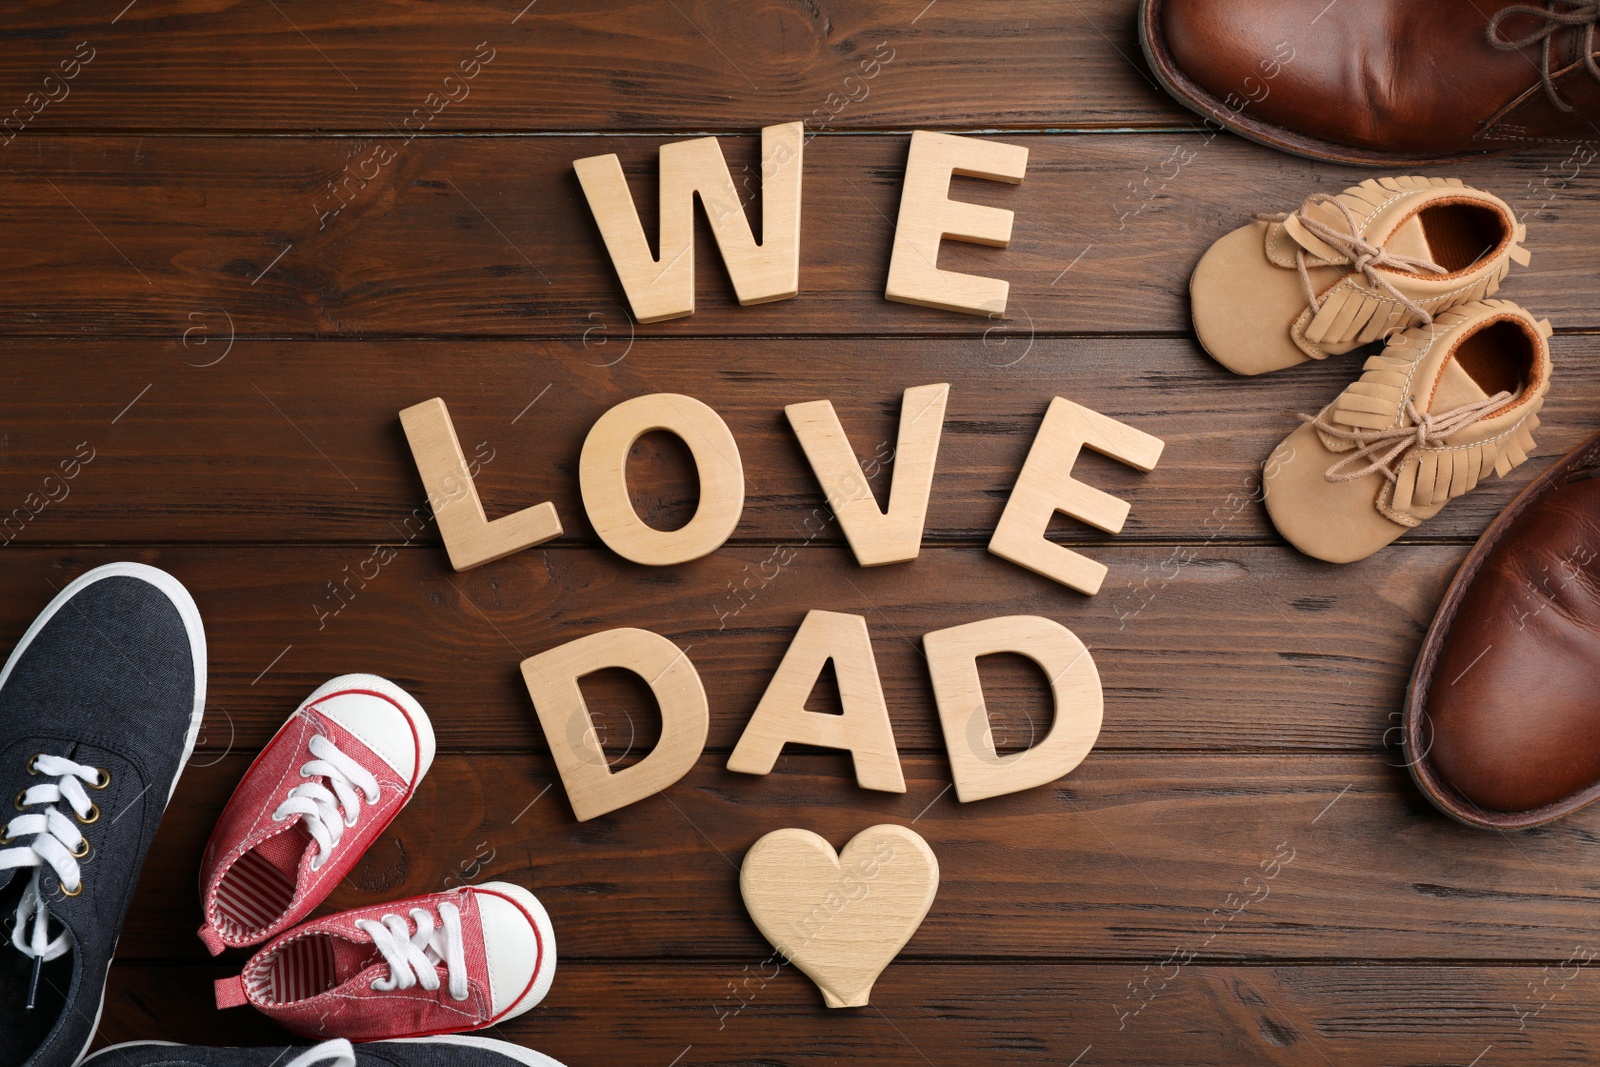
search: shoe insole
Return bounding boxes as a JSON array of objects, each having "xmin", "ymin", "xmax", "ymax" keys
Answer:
[
  {"xmin": 265, "ymin": 932, "xmax": 339, "ymax": 1004},
  {"xmin": 264, "ymin": 932, "xmax": 384, "ymax": 1004},
  {"xmin": 1434, "ymin": 319, "xmax": 1533, "ymax": 412},
  {"xmin": 1418, "ymin": 202, "xmax": 1506, "ymax": 273},
  {"xmin": 1455, "ymin": 319, "xmax": 1533, "ymax": 397},
  {"xmin": 214, "ymin": 822, "xmax": 312, "ymax": 939}
]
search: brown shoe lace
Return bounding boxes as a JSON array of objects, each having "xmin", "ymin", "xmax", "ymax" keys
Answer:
[
  {"xmin": 1294, "ymin": 391, "xmax": 1515, "ymax": 484},
  {"xmin": 1489, "ymin": 1, "xmax": 1600, "ymax": 113},
  {"xmin": 1255, "ymin": 194, "xmax": 1447, "ymax": 326}
]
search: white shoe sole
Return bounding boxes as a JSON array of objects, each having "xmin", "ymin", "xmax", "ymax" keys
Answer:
[
  {"xmin": 472, "ymin": 880, "xmax": 557, "ymax": 1023},
  {"xmin": 91, "ymin": 1038, "xmax": 569, "ymax": 1067},
  {"xmin": 393, "ymin": 1034, "xmax": 569, "ymax": 1067}
]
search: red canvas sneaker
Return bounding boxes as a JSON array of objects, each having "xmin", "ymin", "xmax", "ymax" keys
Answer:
[
  {"xmin": 198, "ymin": 674, "xmax": 436, "ymax": 955},
  {"xmin": 213, "ymin": 883, "xmax": 557, "ymax": 1040}
]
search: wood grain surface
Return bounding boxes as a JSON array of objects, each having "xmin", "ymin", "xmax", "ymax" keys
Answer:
[
  {"xmin": 0, "ymin": 135, "xmax": 1592, "ymax": 337},
  {"xmin": 100, "ymin": 961, "xmax": 1600, "ymax": 1067},
  {"xmin": 1, "ymin": 339, "xmax": 1594, "ymax": 546},
  {"xmin": 0, "ymin": 544, "xmax": 1462, "ymax": 754},
  {"xmin": 0, "ymin": 0, "xmax": 1182, "ymax": 132},
  {"xmin": 3, "ymin": 1, "xmax": 1595, "ymax": 1064},
  {"xmin": 113, "ymin": 752, "xmax": 1600, "ymax": 964}
]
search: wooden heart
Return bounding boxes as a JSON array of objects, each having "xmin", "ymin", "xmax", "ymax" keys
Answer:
[{"xmin": 740, "ymin": 823, "xmax": 939, "ymax": 1008}]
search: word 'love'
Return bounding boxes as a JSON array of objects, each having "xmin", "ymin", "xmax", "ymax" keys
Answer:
[{"xmin": 399, "ymin": 388, "xmax": 1163, "ymax": 820}]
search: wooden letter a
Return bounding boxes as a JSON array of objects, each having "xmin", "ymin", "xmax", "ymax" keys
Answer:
[{"xmin": 728, "ymin": 610, "xmax": 904, "ymax": 792}]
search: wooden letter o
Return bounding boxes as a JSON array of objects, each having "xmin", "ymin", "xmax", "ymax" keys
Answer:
[{"xmin": 579, "ymin": 392, "xmax": 745, "ymax": 565}]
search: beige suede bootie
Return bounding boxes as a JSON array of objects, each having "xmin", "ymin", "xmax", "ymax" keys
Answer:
[
  {"xmin": 1263, "ymin": 299, "xmax": 1552, "ymax": 564},
  {"xmin": 1192, "ymin": 177, "xmax": 1530, "ymax": 375}
]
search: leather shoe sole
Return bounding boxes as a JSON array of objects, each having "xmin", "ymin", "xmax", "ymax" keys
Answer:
[{"xmin": 1404, "ymin": 429, "xmax": 1600, "ymax": 829}]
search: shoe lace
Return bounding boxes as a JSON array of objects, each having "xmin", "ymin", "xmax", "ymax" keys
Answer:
[
  {"xmin": 284, "ymin": 1041, "xmax": 356, "ymax": 1067},
  {"xmin": 1256, "ymin": 194, "xmax": 1449, "ymax": 326},
  {"xmin": 1489, "ymin": 1, "xmax": 1600, "ymax": 113},
  {"xmin": 270, "ymin": 734, "xmax": 380, "ymax": 871},
  {"xmin": 1294, "ymin": 391, "xmax": 1515, "ymax": 484},
  {"xmin": 0, "ymin": 754, "xmax": 107, "ymax": 998},
  {"xmin": 355, "ymin": 903, "xmax": 468, "ymax": 1001}
]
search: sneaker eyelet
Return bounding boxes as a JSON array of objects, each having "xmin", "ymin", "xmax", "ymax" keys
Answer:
[
  {"xmin": 13, "ymin": 790, "xmax": 28, "ymax": 812},
  {"xmin": 310, "ymin": 856, "xmax": 324, "ymax": 872},
  {"xmin": 76, "ymin": 803, "xmax": 100, "ymax": 826},
  {"xmin": 26, "ymin": 754, "xmax": 45, "ymax": 776},
  {"xmin": 61, "ymin": 879, "xmax": 82, "ymax": 898},
  {"xmin": 0, "ymin": 830, "xmax": 13, "ymax": 846},
  {"xmin": 71, "ymin": 838, "xmax": 90, "ymax": 859},
  {"xmin": 270, "ymin": 811, "xmax": 286, "ymax": 823},
  {"xmin": 88, "ymin": 769, "xmax": 110, "ymax": 791}
]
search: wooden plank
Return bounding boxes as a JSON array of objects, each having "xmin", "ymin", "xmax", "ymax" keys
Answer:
[
  {"xmin": 3, "ymin": 338, "xmax": 1594, "ymax": 546},
  {"xmin": 0, "ymin": 544, "xmax": 1461, "ymax": 755},
  {"xmin": 0, "ymin": 0, "xmax": 1181, "ymax": 133},
  {"xmin": 97, "ymin": 960, "xmax": 1599, "ymax": 1065},
  {"xmin": 116, "ymin": 752, "xmax": 1600, "ymax": 963},
  {"xmin": 0, "ymin": 134, "xmax": 1591, "ymax": 337}
]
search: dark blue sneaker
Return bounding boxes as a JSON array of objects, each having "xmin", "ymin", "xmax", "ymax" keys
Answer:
[
  {"xmin": 87, "ymin": 1038, "xmax": 567, "ymax": 1067},
  {"xmin": 0, "ymin": 563, "xmax": 207, "ymax": 1067}
]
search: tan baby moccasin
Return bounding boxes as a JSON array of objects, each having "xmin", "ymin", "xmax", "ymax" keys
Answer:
[
  {"xmin": 1192, "ymin": 177, "xmax": 1529, "ymax": 375},
  {"xmin": 1263, "ymin": 299, "xmax": 1551, "ymax": 564}
]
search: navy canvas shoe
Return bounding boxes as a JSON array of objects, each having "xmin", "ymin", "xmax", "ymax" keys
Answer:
[
  {"xmin": 87, "ymin": 1038, "xmax": 567, "ymax": 1067},
  {"xmin": 0, "ymin": 563, "xmax": 207, "ymax": 1067}
]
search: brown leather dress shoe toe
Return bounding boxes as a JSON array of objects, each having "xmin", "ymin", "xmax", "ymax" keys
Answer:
[
  {"xmin": 1140, "ymin": 0, "xmax": 1600, "ymax": 165},
  {"xmin": 1405, "ymin": 429, "xmax": 1600, "ymax": 828}
]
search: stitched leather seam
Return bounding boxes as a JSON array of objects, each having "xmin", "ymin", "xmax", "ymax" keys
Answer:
[
  {"xmin": 1483, "ymin": 131, "xmax": 1591, "ymax": 143},
  {"xmin": 1415, "ymin": 409, "xmax": 1539, "ymax": 455},
  {"xmin": 1309, "ymin": 272, "xmax": 1505, "ymax": 331},
  {"xmin": 1267, "ymin": 189, "xmax": 1410, "ymax": 266}
]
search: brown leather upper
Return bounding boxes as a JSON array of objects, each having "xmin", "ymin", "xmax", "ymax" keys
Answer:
[
  {"xmin": 1160, "ymin": 0, "xmax": 1600, "ymax": 156},
  {"xmin": 1424, "ymin": 446, "xmax": 1600, "ymax": 813}
]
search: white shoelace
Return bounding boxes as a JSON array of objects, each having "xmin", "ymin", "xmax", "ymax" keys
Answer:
[
  {"xmin": 0, "ymin": 754, "xmax": 104, "ymax": 963},
  {"xmin": 271, "ymin": 734, "xmax": 380, "ymax": 870},
  {"xmin": 355, "ymin": 903, "xmax": 469, "ymax": 1001},
  {"xmin": 284, "ymin": 1039, "xmax": 356, "ymax": 1067}
]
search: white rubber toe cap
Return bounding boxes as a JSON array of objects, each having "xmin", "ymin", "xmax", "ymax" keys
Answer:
[
  {"xmin": 303, "ymin": 673, "xmax": 436, "ymax": 785},
  {"xmin": 474, "ymin": 881, "xmax": 557, "ymax": 1020}
]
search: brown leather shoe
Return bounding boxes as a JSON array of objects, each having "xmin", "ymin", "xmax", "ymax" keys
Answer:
[
  {"xmin": 1404, "ymin": 429, "xmax": 1600, "ymax": 828},
  {"xmin": 1140, "ymin": 0, "xmax": 1600, "ymax": 165}
]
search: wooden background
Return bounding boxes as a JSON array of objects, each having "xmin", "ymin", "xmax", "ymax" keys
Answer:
[{"xmin": 3, "ymin": 1, "xmax": 1599, "ymax": 1063}]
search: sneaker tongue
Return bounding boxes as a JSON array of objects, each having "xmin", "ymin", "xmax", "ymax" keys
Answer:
[
  {"xmin": 1386, "ymin": 213, "xmax": 1432, "ymax": 264},
  {"xmin": 253, "ymin": 821, "xmax": 315, "ymax": 880}
]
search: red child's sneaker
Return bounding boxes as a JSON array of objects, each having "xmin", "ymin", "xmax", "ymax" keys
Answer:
[
  {"xmin": 198, "ymin": 674, "xmax": 436, "ymax": 955},
  {"xmin": 213, "ymin": 882, "xmax": 557, "ymax": 1040}
]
